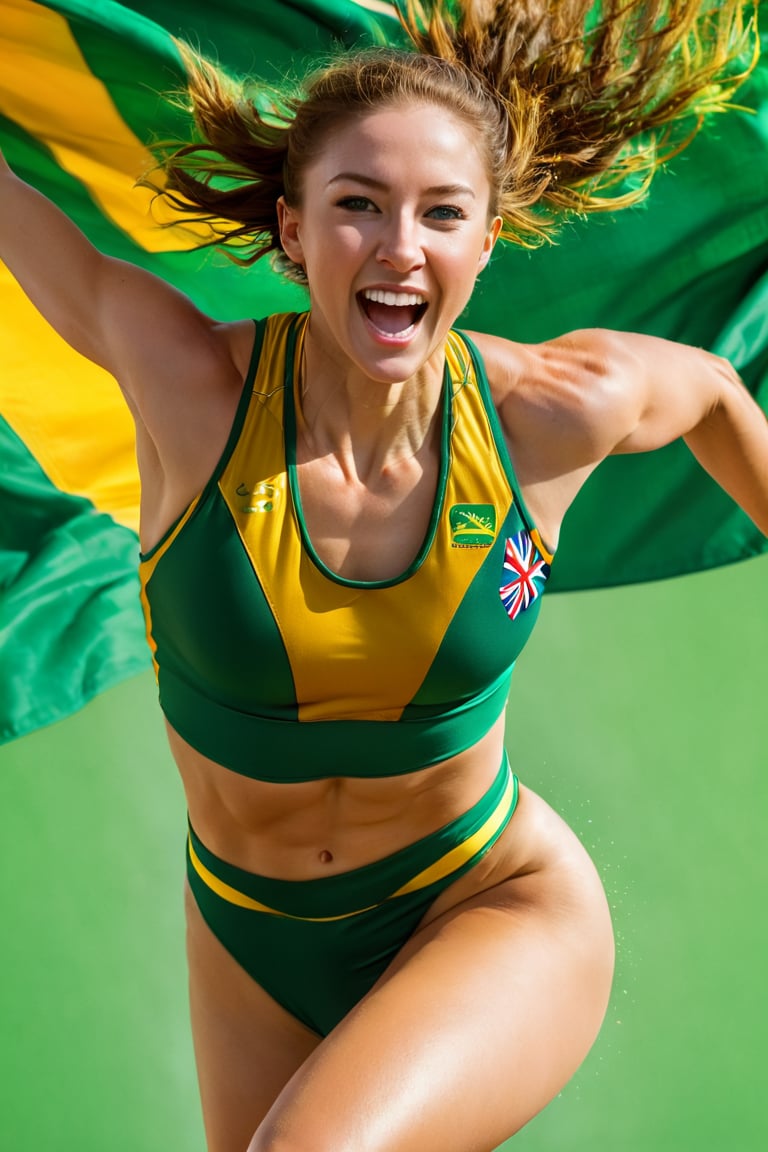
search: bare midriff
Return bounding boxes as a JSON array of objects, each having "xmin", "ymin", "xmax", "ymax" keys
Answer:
[{"xmin": 168, "ymin": 711, "xmax": 509, "ymax": 881}]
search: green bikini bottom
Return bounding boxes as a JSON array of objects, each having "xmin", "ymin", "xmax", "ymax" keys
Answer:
[{"xmin": 186, "ymin": 754, "xmax": 518, "ymax": 1036}]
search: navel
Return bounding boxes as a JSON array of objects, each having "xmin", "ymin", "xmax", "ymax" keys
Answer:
[{"xmin": 318, "ymin": 848, "xmax": 334, "ymax": 865}]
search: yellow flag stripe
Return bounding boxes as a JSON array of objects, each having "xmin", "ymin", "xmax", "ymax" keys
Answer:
[
  {"xmin": 0, "ymin": 266, "xmax": 140, "ymax": 529},
  {"xmin": 0, "ymin": 0, "xmax": 209, "ymax": 252},
  {"xmin": 350, "ymin": 0, "xmax": 400, "ymax": 17}
]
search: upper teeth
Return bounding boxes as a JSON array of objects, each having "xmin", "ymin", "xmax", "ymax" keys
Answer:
[{"xmin": 363, "ymin": 289, "xmax": 425, "ymax": 306}]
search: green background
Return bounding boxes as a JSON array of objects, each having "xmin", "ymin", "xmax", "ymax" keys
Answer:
[
  {"xmin": 1, "ymin": 2, "xmax": 766, "ymax": 1147},
  {"xmin": 1, "ymin": 552, "xmax": 765, "ymax": 1151}
]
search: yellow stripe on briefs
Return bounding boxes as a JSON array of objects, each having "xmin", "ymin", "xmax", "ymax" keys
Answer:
[
  {"xmin": 0, "ymin": 266, "xmax": 140, "ymax": 530},
  {"xmin": 0, "ymin": 0, "xmax": 212, "ymax": 252},
  {"xmin": 188, "ymin": 836, "xmax": 379, "ymax": 921},
  {"xmin": 188, "ymin": 772, "xmax": 515, "ymax": 921},
  {"xmin": 390, "ymin": 771, "xmax": 517, "ymax": 897},
  {"xmin": 219, "ymin": 321, "xmax": 515, "ymax": 722}
]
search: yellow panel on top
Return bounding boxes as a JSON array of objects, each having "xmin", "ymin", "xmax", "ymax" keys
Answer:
[{"xmin": 219, "ymin": 316, "xmax": 514, "ymax": 722}]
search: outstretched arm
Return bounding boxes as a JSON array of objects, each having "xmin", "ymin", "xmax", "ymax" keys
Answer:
[
  {"xmin": 607, "ymin": 331, "xmax": 768, "ymax": 537},
  {"xmin": 0, "ymin": 148, "xmax": 249, "ymax": 512},
  {"xmin": 475, "ymin": 327, "xmax": 768, "ymax": 545},
  {"xmin": 0, "ymin": 149, "xmax": 220, "ymax": 397}
]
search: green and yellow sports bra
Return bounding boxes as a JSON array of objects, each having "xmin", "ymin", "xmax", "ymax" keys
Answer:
[{"xmin": 139, "ymin": 312, "xmax": 554, "ymax": 781}]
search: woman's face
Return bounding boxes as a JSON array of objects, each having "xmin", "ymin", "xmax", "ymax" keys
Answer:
[{"xmin": 278, "ymin": 102, "xmax": 502, "ymax": 384}]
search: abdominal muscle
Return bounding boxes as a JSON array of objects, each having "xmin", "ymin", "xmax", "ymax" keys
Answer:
[{"xmin": 167, "ymin": 710, "xmax": 525, "ymax": 881}]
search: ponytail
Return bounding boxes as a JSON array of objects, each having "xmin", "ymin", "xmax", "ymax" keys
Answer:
[
  {"xmin": 399, "ymin": 0, "xmax": 758, "ymax": 244},
  {"xmin": 146, "ymin": 1, "xmax": 758, "ymax": 272}
]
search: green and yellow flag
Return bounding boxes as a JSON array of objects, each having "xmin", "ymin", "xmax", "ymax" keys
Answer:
[{"xmin": 1, "ymin": 0, "xmax": 767, "ymax": 742}]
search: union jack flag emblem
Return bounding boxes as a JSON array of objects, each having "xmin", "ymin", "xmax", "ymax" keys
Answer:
[{"xmin": 499, "ymin": 531, "xmax": 550, "ymax": 621}]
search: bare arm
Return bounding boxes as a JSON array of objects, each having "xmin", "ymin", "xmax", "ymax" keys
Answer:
[
  {"xmin": 1, "ymin": 151, "xmax": 250, "ymax": 506},
  {"xmin": 0, "ymin": 150, "xmax": 255, "ymax": 551},
  {"xmin": 0, "ymin": 150, "xmax": 234, "ymax": 407},
  {"xmin": 472, "ymin": 328, "xmax": 768, "ymax": 543},
  {"xmin": 606, "ymin": 331, "xmax": 768, "ymax": 536}
]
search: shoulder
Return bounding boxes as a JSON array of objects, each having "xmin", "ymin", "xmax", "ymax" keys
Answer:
[
  {"xmin": 456, "ymin": 327, "xmax": 653, "ymax": 549},
  {"xmin": 125, "ymin": 314, "xmax": 261, "ymax": 484},
  {"xmin": 463, "ymin": 327, "xmax": 643, "ymax": 462},
  {"xmin": 119, "ymin": 315, "xmax": 253, "ymax": 429},
  {"xmin": 463, "ymin": 325, "xmax": 636, "ymax": 398}
]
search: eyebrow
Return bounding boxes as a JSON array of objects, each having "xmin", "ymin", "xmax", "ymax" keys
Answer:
[{"xmin": 328, "ymin": 173, "xmax": 476, "ymax": 198}]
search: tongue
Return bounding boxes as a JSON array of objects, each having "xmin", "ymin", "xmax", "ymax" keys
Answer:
[{"xmin": 365, "ymin": 301, "xmax": 418, "ymax": 334}]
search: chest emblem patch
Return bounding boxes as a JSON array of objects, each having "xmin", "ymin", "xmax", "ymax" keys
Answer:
[
  {"xmin": 236, "ymin": 482, "xmax": 278, "ymax": 513},
  {"xmin": 499, "ymin": 530, "xmax": 550, "ymax": 620},
  {"xmin": 450, "ymin": 504, "xmax": 497, "ymax": 547}
]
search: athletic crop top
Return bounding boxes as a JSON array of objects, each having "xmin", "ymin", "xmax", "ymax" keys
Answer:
[{"xmin": 139, "ymin": 312, "xmax": 554, "ymax": 782}]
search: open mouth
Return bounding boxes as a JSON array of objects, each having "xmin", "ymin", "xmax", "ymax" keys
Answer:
[{"xmin": 358, "ymin": 288, "xmax": 428, "ymax": 339}]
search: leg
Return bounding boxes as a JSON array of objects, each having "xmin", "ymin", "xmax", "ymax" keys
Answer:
[
  {"xmin": 185, "ymin": 884, "xmax": 321, "ymax": 1152},
  {"xmin": 247, "ymin": 785, "xmax": 615, "ymax": 1152}
]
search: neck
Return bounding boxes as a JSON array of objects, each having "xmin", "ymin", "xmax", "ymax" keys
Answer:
[{"xmin": 296, "ymin": 322, "xmax": 445, "ymax": 483}]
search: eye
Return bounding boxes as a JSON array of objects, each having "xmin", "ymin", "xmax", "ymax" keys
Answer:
[
  {"xmin": 336, "ymin": 196, "xmax": 377, "ymax": 213},
  {"xmin": 426, "ymin": 205, "xmax": 465, "ymax": 222}
]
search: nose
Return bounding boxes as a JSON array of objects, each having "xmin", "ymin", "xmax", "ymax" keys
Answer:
[{"xmin": 376, "ymin": 211, "xmax": 425, "ymax": 272}]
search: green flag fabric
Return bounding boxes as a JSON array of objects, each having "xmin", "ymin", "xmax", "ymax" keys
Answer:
[{"xmin": 1, "ymin": 0, "xmax": 766, "ymax": 742}]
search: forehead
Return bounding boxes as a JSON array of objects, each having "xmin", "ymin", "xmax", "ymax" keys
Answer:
[{"xmin": 310, "ymin": 102, "xmax": 490, "ymax": 193}]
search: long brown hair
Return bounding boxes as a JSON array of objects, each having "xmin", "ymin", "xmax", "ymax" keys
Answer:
[{"xmin": 148, "ymin": 1, "xmax": 757, "ymax": 279}]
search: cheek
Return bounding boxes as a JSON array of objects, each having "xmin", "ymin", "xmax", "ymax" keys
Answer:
[
  {"xmin": 304, "ymin": 222, "xmax": 366, "ymax": 276},
  {"xmin": 441, "ymin": 241, "xmax": 487, "ymax": 288},
  {"xmin": 335, "ymin": 226, "xmax": 369, "ymax": 259}
]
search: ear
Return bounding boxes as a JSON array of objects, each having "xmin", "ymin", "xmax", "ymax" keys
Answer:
[
  {"xmin": 277, "ymin": 196, "xmax": 304, "ymax": 266},
  {"xmin": 478, "ymin": 215, "xmax": 503, "ymax": 271}
]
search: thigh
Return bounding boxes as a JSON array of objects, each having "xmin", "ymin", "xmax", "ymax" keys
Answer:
[
  {"xmin": 184, "ymin": 883, "xmax": 321, "ymax": 1152},
  {"xmin": 247, "ymin": 785, "xmax": 615, "ymax": 1152}
]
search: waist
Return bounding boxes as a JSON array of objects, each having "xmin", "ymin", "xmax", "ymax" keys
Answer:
[
  {"xmin": 170, "ymin": 712, "xmax": 509, "ymax": 879},
  {"xmin": 187, "ymin": 749, "xmax": 518, "ymax": 913}
]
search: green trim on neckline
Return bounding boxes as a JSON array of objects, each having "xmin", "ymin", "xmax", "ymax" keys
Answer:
[
  {"xmin": 283, "ymin": 315, "xmax": 453, "ymax": 590},
  {"xmin": 455, "ymin": 328, "xmax": 541, "ymax": 538}
]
